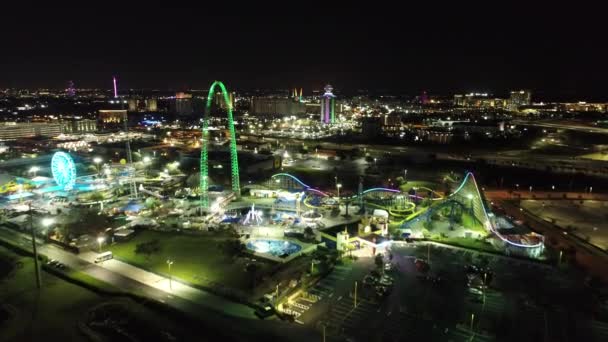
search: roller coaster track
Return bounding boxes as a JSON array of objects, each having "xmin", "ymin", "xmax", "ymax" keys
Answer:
[{"xmin": 273, "ymin": 172, "xmax": 541, "ymax": 249}]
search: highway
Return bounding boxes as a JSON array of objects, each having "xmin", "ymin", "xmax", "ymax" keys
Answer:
[{"xmin": 512, "ymin": 120, "xmax": 608, "ymax": 135}]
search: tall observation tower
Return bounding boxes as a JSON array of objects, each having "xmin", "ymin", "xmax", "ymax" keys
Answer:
[{"xmin": 320, "ymin": 84, "xmax": 336, "ymax": 124}]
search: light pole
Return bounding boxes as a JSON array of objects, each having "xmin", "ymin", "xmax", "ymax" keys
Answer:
[
  {"xmin": 470, "ymin": 313, "xmax": 475, "ymax": 332},
  {"xmin": 143, "ymin": 156, "xmax": 151, "ymax": 177},
  {"xmin": 167, "ymin": 259, "xmax": 174, "ymax": 290},
  {"xmin": 93, "ymin": 157, "xmax": 103, "ymax": 176},
  {"xmin": 336, "ymin": 183, "xmax": 342, "ymax": 199},
  {"xmin": 354, "ymin": 281, "xmax": 358, "ymax": 308},
  {"xmin": 97, "ymin": 236, "xmax": 105, "ymax": 252},
  {"xmin": 29, "ymin": 166, "xmax": 40, "ymax": 178},
  {"xmin": 28, "ymin": 202, "xmax": 41, "ymax": 289}
]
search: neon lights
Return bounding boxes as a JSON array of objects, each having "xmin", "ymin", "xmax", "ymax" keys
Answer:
[
  {"xmin": 200, "ymin": 81, "xmax": 240, "ymax": 210},
  {"xmin": 51, "ymin": 152, "xmax": 77, "ymax": 190},
  {"xmin": 451, "ymin": 172, "xmax": 542, "ymax": 249},
  {"xmin": 113, "ymin": 76, "xmax": 118, "ymax": 98},
  {"xmin": 271, "ymin": 173, "xmax": 309, "ymax": 188},
  {"xmin": 307, "ymin": 188, "xmax": 330, "ymax": 197},
  {"xmin": 361, "ymin": 187, "xmax": 400, "ymax": 195}
]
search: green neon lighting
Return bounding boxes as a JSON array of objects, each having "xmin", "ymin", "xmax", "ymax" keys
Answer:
[
  {"xmin": 330, "ymin": 98, "xmax": 335, "ymax": 123},
  {"xmin": 200, "ymin": 81, "xmax": 240, "ymax": 211}
]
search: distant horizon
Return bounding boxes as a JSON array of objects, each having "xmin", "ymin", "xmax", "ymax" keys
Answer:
[{"xmin": 3, "ymin": 85, "xmax": 606, "ymax": 103}]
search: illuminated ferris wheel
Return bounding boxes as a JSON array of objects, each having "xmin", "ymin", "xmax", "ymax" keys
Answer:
[{"xmin": 51, "ymin": 151, "xmax": 77, "ymax": 190}]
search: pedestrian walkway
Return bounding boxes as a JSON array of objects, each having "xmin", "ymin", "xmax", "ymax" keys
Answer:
[{"xmin": 78, "ymin": 251, "xmax": 256, "ymax": 318}]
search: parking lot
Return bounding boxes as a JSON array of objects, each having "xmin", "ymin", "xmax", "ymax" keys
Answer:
[{"xmin": 278, "ymin": 240, "xmax": 603, "ymax": 341}]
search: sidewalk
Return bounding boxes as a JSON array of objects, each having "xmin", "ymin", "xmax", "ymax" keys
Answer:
[{"xmin": 79, "ymin": 251, "xmax": 256, "ymax": 318}]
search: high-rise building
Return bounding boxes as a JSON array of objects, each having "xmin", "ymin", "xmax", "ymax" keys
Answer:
[
  {"xmin": 145, "ymin": 98, "xmax": 158, "ymax": 112},
  {"xmin": 66, "ymin": 80, "xmax": 76, "ymax": 97},
  {"xmin": 508, "ymin": 90, "xmax": 532, "ymax": 112},
  {"xmin": 172, "ymin": 92, "xmax": 193, "ymax": 116},
  {"xmin": 214, "ymin": 91, "xmax": 235, "ymax": 110},
  {"xmin": 320, "ymin": 84, "xmax": 336, "ymax": 124},
  {"xmin": 98, "ymin": 109, "xmax": 128, "ymax": 130},
  {"xmin": 0, "ymin": 122, "xmax": 64, "ymax": 139},
  {"xmin": 128, "ymin": 98, "xmax": 139, "ymax": 111},
  {"xmin": 453, "ymin": 93, "xmax": 506, "ymax": 109},
  {"xmin": 250, "ymin": 97, "xmax": 306, "ymax": 115}
]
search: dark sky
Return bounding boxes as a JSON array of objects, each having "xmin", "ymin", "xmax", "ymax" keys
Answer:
[{"xmin": 1, "ymin": 5, "xmax": 606, "ymax": 100}]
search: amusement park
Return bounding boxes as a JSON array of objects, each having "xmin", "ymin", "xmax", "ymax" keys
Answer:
[{"xmin": 0, "ymin": 81, "xmax": 557, "ymax": 341}]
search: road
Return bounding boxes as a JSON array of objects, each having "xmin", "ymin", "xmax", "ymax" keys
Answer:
[
  {"xmin": 484, "ymin": 189, "xmax": 608, "ymax": 201},
  {"xmin": 512, "ymin": 120, "xmax": 608, "ymax": 135},
  {"xmin": 0, "ymin": 226, "xmax": 320, "ymax": 342}
]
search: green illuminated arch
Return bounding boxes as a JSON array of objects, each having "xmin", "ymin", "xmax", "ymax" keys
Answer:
[{"xmin": 200, "ymin": 81, "xmax": 240, "ymax": 211}]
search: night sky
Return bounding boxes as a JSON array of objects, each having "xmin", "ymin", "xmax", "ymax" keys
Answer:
[{"xmin": 1, "ymin": 5, "xmax": 606, "ymax": 100}]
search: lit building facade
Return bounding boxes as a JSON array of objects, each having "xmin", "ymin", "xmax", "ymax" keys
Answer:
[
  {"xmin": 250, "ymin": 97, "xmax": 306, "ymax": 115},
  {"xmin": 320, "ymin": 84, "xmax": 336, "ymax": 124},
  {"xmin": 508, "ymin": 90, "xmax": 532, "ymax": 111},
  {"xmin": 214, "ymin": 91, "xmax": 235, "ymax": 110},
  {"xmin": 98, "ymin": 109, "xmax": 127, "ymax": 130},
  {"xmin": 172, "ymin": 92, "xmax": 193, "ymax": 116},
  {"xmin": 453, "ymin": 93, "xmax": 507, "ymax": 109},
  {"xmin": 0, "ymin": 122, "xmax": 63, "ymax": 139}
]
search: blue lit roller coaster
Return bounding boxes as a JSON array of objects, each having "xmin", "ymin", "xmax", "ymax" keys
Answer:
[{"xmin": 51, "ymin": 151, "xmax": 77, "ymax": 190}]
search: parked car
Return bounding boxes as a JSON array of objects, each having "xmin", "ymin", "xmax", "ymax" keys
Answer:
[{"xmin": 254, "ymin": 305, "xmax": 275, "ymax": 319}]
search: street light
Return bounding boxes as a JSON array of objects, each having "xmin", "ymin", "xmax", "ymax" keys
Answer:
[
  {"xmin": 93, "ymin": 157, "xmax": 103, "ymax": 176},
  {"xmin": 97, "ymin": 236, "xmax": 105, "ymax": 252},
  {"xmin": 337, "ymin": 183, "xmax": 342, "ymax": 199},
  {"xmin": 167, "ymin": 259, "xmax": 174, "ymax": 290},
  {"xmin": 470, "ymin": 313, "xmax": 475, "ymax": 332},
  {"xmin": 41, "ymin": 217, "xmax": 55, "ymax": 228},
  {"xmin": 29, "ymin": 166, "xmax": 40, "ymax": 177},
  {"xmin": 143, "ymin": 156, "xmax": 151, "ymax": 177}
]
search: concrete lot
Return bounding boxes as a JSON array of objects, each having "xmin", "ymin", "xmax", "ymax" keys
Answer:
[{"xmin": 521, "ymin": 199, "xmax": 608, "ymax": 250}]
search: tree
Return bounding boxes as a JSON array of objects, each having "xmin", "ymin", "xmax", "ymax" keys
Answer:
[
  {"xmin": 135, "ymin": 239, "xmax": 161, "ymax": 259},
  {"xmin": 145, "ymin": 197, "xmax": 161, "ymax": 212},
  {"xmin": 374, "ymin": 254, "xmax": 384, "ymax": 269},
  {"xmin": 87, "ymin": 192, "xmax": 105, "ymax": 202},
  {"xmin": 245, "ymin": 263, "xmax": 259, "ymax": 288},
  {"xmin": 220, "ymin": 239, "xmax": 244, "ymax": 257}
]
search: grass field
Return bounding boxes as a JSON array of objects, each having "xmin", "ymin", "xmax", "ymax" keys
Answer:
[
  {"xmin": 431, "ymin": 236, "xmax": 498, "ymax": 253},
  {"xmin": 0, "ymin": 246, "xmax": 198, "ymax": 342},
  {"xmin": 0, "ymin": 246, "xmax": 102, "ymax": 341},
  {"xmin": 108, "ymin": 230, "xmax": 272, "ymax": 291}
]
